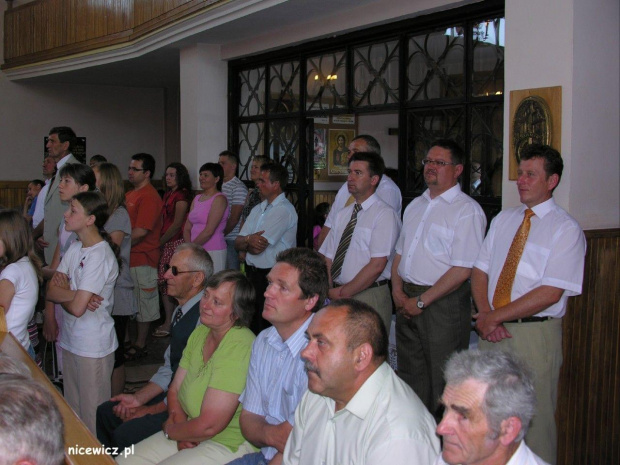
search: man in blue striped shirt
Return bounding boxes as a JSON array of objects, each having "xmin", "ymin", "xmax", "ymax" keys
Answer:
[{"xmin": 226, "ymin": 248, "xmax": 329, "ymax": 465}]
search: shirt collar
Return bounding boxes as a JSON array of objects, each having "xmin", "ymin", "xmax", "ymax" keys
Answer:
[
  {"xmin": 359, "ymin": 193, "xmax": 379, "ymax": 210},
  {"xmin": 526, "ymin": 197, "xmax": 555, "ymax": 219},
  {"xmin": 340, "ymin": 362, "xmax": 390, "ymax": 420},
  {"xmin": 422, "ymin": 183, "xmax": 462, "ymax": 204},
  {"xmin": 262, "ymin": 192, "xmax": 286, "ymax": 211},
  {"xmin": 267, "ymin": 313, "xmax": 314, "ymax": 356},
  {"xmin": 56, "ymin": 153, "xmax": 73, "ymax": 169},
  {"xmin": 180, "ymin": 291, "xmax": 203, "ymax": 316}
]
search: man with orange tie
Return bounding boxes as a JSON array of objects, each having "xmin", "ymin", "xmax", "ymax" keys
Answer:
[{"xmin": 472, "ymin": 144, "xmax": 586, "ymax": 465}]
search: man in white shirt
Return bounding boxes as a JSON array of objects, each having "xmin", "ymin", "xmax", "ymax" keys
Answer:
[
  {"xmin": 319, "ymin": 151, "xmax": 401, "ymax": 332},
  {"xmin": 283, "ymin": 299, "xmax": 439, "ymax": 465},
  {"xmin": 39, "ymin": 126, "xmax": 79, "ymax": 264},
  {"xmin": 435, "ymin": 349, "xmax": 548, "ymax": 465},
  {"xmin": 219, "ymin": 150, "xmax": 248, "ymax": 270},
  {"xmin": 315, "ymin": 134, "xmax": 401, "ymax": 250},
  {"xmin": 227, "ymin": 248, "xmax": 328, "ymax": 465},
  {"xmin": 32, "ymin": 155, "xmax": 57, "ymax": 230},
  {"xmin": 235, "ymin": 163, "xmax": 297, "ymax": 333},
  {"xmin": 391, "ymin": 139, "xmax": 486, "ymax": 419},
  {"xmin": 472, "ymin": 144, "xmax": 586, "ymax": 464}
]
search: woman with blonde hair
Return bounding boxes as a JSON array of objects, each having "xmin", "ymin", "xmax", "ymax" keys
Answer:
[
  {"xmin": 93, "ymin": 163, "xmax": 135, "ymax": 393},
  {"xmin": 0, "ymin": 210, "xmax": 42, "ymax": 359}
]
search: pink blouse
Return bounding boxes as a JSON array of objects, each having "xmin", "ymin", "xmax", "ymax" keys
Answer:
[{"xmin": 188, "ymin": 192, "xmax": 229, "ymax": 251}]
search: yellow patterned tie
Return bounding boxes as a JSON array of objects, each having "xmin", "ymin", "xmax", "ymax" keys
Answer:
[{"xmin": 492, "ymin": 209, "xmax": 535, "ymax": 309}]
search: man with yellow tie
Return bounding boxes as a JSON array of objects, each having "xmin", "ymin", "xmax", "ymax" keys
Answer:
[{"xmin": 472, "ymin": 144, "xmax": 586, "ymax": 465}]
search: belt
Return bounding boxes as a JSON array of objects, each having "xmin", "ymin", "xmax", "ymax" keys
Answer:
[
  {"xmin": 367, "ymin": 279, "xmax": 389, "ymax": 289},
  {"xmin": 245, "ymin": 264, "xmax": 270, "ymax": 274},
  {"xmin": 506, "ymin": 316, "xmax": 552, "ymax": 324},
  {"xmin": 403, "ymin": 282, "xmax": 431, "ymax": 293}
]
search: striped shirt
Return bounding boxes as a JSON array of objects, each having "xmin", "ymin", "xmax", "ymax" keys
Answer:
[
  {"xmin": 222, "ymin": 176, "xmax": 248, "ymax": 239},
  {"xmin": 239, "ymin": 314, "xmax": 313, "ymax": 460}
]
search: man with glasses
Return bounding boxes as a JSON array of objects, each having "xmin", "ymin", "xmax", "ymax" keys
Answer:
[
  {"xmin": 125, "ymin": 153, "xmax": 164, "ymax": 357},
  {"xmin": 315, "ymin": 135, "xmax": 401, "ymax": 250},
  {"xmin": 391, "ymin": 139, "xmax": 486, "ymax": 420},
  {"xmin": 96, "ymin": 244, "xmax": 213, "ymax": 453}
]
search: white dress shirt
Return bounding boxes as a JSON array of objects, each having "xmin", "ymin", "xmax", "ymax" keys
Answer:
[
  {"xmin": 474, "ymin": 198, "xmax": 586, "ymax": 318},
  {"xmin": 319, "ymin": 193, "xmax": 400, "ymax": 285},
  {"xmin": 239, "ymin": 193, "xmax": 298, "ymax": 269},
  {"xmin": 396, "ymin": 184, "xmax": 486, "ymax": 285},
  {"xmin": 324, "ymin": 175, "xmax": 402, "ymax": 229},
  {"xmin": 283, "ymin": 362, "xmax": 439, "ymax": 465},
  {"xmin": 434, "ymin": 440, "xmax": 550, "ymax": 465}
]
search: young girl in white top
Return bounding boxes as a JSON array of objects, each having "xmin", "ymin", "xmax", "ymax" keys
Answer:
[
  {"xmin": 47, "ymin": 191, "xmax": 120, "ymax": 434},
  {"xmin": 0, "ymin": 210, "xmax": 42, "ymax": 359},
  {"xmin": 42, "ymin": 163, "xmax": 96, "ymax": 371}
]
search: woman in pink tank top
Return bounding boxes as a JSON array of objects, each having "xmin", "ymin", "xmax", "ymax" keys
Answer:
[{"xmin": 184, "ymin": 162, "xmax": 230, "ymax": 272}]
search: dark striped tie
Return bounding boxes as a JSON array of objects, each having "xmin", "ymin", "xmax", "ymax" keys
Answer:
[
  {"xmin": 172, "ymin": 306, "xmax": 183, "ymax": 327},
  {"xmin": 331, "ymin": 203, "xmax": 362, "ymax": 282}
]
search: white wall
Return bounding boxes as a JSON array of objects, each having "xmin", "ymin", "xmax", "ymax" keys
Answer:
[
  {"xmin": 358, "ymin": 113, "xmax": 399, "ymax": 168},
  {"xmin": 0, "ymin": 3, "xmax": 167, "ymax": 181},
  {"xmin": 569, "ymin": 0, "xmax": 619, "ymax": 229},
  {"xmin": 504, "ymin": 0, "xmax": 619, "ymax": 229}
]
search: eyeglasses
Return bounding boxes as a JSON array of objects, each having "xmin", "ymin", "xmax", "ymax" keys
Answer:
[
  {"xmin": 421, "ymin": 158, "xmax": 459, "ymax": 167},
  {"xmin": 128, "ymin": 167, "xmax": 145, "ymax": 172},
  {"xmin": 164, "ymin": 264, "xmax": 199, "ymax": 276}
]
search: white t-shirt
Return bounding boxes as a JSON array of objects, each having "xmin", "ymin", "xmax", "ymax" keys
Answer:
[
  {"xmin": 57, "ymin": 241, "xmax": 119, "ymax": 358},
  {"xmin": 0, "ymin": 257, "xmax": 38, "ymax": 350},
  {"xmin": 32, "ymin": 179, "xmax": 50, "ymax": 228}
]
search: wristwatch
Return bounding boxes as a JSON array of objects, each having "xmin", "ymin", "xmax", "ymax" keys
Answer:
[{"xmin": 417, "ymin": 297, "xmax": 425, "ymax": 309}]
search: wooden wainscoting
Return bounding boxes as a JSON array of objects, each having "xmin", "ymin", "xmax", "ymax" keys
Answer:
[
  {"xmin": 558, "ymin": 228, "xmax": 620, "ymax": 465},
  {"xmin": 0, "ymin": 181, "xmax": 28, "ymax": 210},
  {"xmin": 314, "ymin": 190, "xmax": 337, "ymax": 206}
]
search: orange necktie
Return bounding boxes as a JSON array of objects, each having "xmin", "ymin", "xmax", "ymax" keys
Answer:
[{"xmin": 492, "ymin": 209, "xmax": 535, "ymax": 309}]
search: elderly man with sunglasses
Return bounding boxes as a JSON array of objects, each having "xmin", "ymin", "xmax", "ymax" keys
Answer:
[
  {"xmin": 391, "ymin": 139, "xmax": 486, "ymax": 421},
  {"xmin": 96, "ymin": 244, "xmax": 213, "ymax": 454}
]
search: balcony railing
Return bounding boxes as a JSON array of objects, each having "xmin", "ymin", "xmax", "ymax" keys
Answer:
[{"xmin": 2, "ymin": 0, "xmax": 225, "ymax": 69}]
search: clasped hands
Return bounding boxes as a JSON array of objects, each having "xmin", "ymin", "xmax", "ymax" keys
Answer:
[{"xmin": 474, "ymin": 310, "xmax": 512, "ymax": 343}]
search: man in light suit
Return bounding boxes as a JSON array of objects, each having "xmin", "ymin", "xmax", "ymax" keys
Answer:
[{"xmin": 39, "ymin": 126, "xmax": 79, "ymax": 265}]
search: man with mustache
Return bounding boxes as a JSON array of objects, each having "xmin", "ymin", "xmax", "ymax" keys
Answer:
[
  {"xmin": 391, "ymin": 139, "xmax": 486, "ymax": 420},
  {"xmin": 284, "ymin": 300, "xmax": 439, "ymax": 464},
  {"xmin": 318, "ymin": 151, "xmax": 401, "ymax": 332}
]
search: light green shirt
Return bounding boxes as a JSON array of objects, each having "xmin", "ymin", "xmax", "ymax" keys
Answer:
[{"xmin": 178, "ymin": 324, "xmax": 255, "ymax": 451}]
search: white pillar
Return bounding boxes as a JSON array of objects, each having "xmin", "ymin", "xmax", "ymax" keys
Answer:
[{"xmin": 180, "ymin": 43, "xmax": 228, "ymax": 185}]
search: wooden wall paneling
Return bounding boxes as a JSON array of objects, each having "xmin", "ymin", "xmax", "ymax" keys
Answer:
[
  {"xmin": 0, "ymin": 181, "xmax": 28, "ymax": 210},
  {"xmin": 557, "ymin": 230, "xmax": 620, "ymax": 465}
]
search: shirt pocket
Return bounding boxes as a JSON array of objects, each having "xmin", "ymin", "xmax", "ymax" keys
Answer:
[
  {"xmin": 516, "ymin": 242, "xmax": 550, "ymax": 281},
  {"xmin": 350, "ymin": 226, "xmax": 372, "ymax": 251},
  {"xmin": 424, "ymin": 223, "xmax": 454, "ymax": 257}
]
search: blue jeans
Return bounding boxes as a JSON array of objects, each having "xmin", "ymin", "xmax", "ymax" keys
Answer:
[{"xmin": 225, "ymin": 451, "xmax": 267, "ymax": 465}]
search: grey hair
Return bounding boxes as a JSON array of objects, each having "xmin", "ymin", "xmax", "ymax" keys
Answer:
[
  {"xmin": 0, "ymin": 375, "xmax": 65, "ymax": 465},
  {"xmin": 444, "ymin": 350, "xmax": 536, "ymax": 442},
  {"xmin": 175, "ymin": 243, "xmax": 214, "ymax": 287},
  {"xmin": 0, "ymin": 354, "xmax": 31, "ymax": 377},
  {"xmin": 351, "ymin": 134, "xmax": 381, "ymax": 155},
  {"xmin": 206, "ymin": 270, "xmax": 255, "ymax": 328}
]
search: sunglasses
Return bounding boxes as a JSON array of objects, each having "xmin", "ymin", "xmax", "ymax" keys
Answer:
[{"xmin": 164, "ymin": 264, "xmax": 199, "ymax": 276}]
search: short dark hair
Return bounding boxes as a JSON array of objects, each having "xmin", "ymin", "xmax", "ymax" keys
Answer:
[
  {"xmin": 206, "ymin": 270, "xmax": 255, "ymax": 328},
  {"xmin": 30, "ymin": 179, "xmax": 45, "ymax": 188},
  {"xmin": 199, "ymin": 162, "xmax": 224, "ymax": 191},
  {"xmin": 430, "ymin": 139, "xmax": 465, "ymax": 165},
  {"xmin": 275, "ymin": 247, "xmax": 329, "ymax": 312},
  {"xmin": 219, "ymin": 150, "xmax": 239, "ymax": 165},
  {"xmin": 327, "ymin": 298, "xmax": 388, "ymax": 362},
  {"xmin": 351, "ymin": 134, "xmax": 381, "ymax": 155},
  {"xmin": 131, "ymin": 153, "xmax": 156, "ymax": 179},
  {"xmin": 520, "ymin": 144, "xmax": 563, "ymax": 183},
  {"xmin": 48, "ymin": 126, "xmax": 76, "ymax": 152},
  {"xmin": 59, "ymin": 163, "xmax": 96, "ymax": 191},
  {"xmin": 261, "ymin": 162, "xmax": 289, "ymax": 189},
  {"xmin": 349, "ymin": 151, "xmax": 385, "ymax": 181},
  {"xmin": 89, "ymin": 154, "xmax": 107, "ymax": 164}
]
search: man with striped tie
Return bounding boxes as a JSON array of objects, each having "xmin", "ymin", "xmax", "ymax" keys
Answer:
[
  {"xmin": 319, "ymin": 151, "xmax": 400, "ymax": 332},
  {"xmin": 472, "ymin": 144, "xmax": 586, "ymax": 465},
  {"xmin": 226, "ymin": 247, "xmax": 329, "ymax": 465}
]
